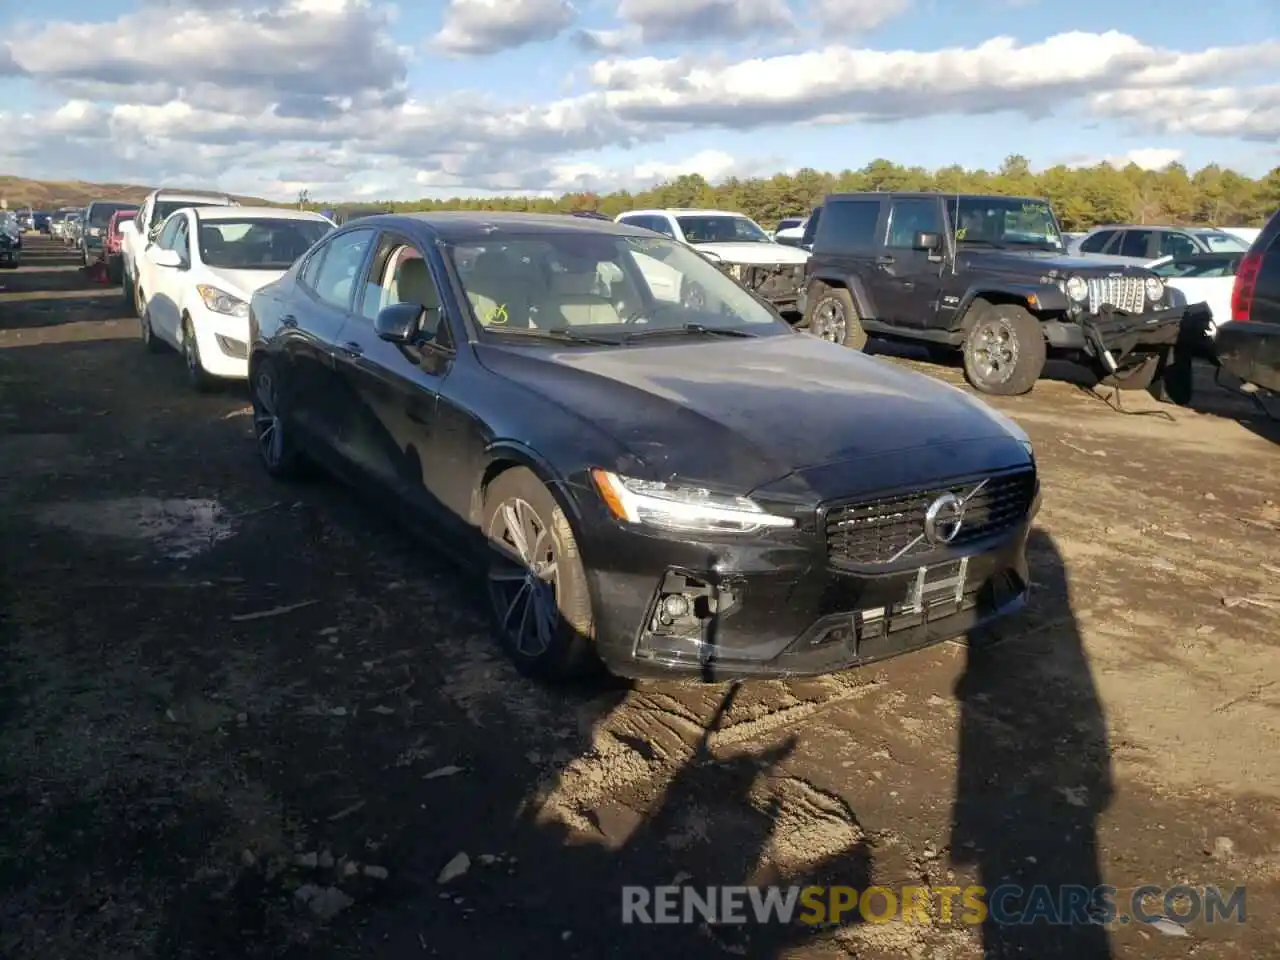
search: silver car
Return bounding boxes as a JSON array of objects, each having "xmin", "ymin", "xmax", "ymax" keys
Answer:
[{"xmin": 1071, "ymin": 224, "xmax": 1251, "ymax": 265}]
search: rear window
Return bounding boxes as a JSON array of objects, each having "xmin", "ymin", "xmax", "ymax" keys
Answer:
[
  {"xmin": 88, "ymin": 202, "xmax": 138, "ymax": 226},
  {"xmin": 152, "ymin": 199, "xmax": 228, "ymax": 226},
  {"xmin": 814, "ymin": 199, "xmax": 880, "ymax": 251}
]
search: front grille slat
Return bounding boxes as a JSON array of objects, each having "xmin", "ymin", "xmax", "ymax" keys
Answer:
[
  {"xmin": 823, "ymin": 470, "xmax": 1036, "ymax": 567},
  {"xmin": 1087, "ymin": 276, "xmax": 1145, "ymax": 314}
]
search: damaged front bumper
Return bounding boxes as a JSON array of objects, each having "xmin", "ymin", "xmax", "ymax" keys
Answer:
[
  {"xmin": 718, "ymin": 261, "xmax": 807, "ymax": 311},
  {"xmin": 1067, "ymin": 305, "xmax": 1210, "ymax": 377}
]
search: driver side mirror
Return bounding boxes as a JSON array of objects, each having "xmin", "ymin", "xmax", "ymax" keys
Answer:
[
  {"xmin": 148, "ymin": 247, "xmax": 183, "ymax": 269},
  {"xmin": 913, "ymin": 231, "xmax": 942, "ymax": 252},
  {"xmin": 375, "ymin": 301, "xmax": 427, "ymax": 344}
]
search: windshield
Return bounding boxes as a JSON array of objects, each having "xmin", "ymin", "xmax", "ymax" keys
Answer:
[
  {"xmin": 953, "ymin": 197, "xmax": 1063, "ymax": 250},
  {"xmin": 1150, "ymin": 255, "xmax": 1240, "ymax": 279},
  {"xmin": 448, "ymin": 233, "xmax": 786, "ymax": 342},
  {"xmin": 675, "ymin": 215, "xmax": 771, "ymax": 245},
  {"xmin": 1194, "ymin": 231, "xmax": 1249, "ymax": 253},
  {"xmin": 197, "ymin": 218, "xmax": 330, "ymax": 270},
  {"xmin": 88, "ymin": 202, "xmax": 137, "ymax": 226}
]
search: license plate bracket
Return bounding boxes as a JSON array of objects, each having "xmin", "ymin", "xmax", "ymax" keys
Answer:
[{"xmin": 903, "ymin": 557, "xmax": 969, "ymax": 615}]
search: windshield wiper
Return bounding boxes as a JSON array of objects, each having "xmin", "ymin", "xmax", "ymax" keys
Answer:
[
  {"xmin": 621, "ymin": 323, "xmax": 760, "ymax": 343},
  {"xmin": 537, "ymin": 327, "xmax": 626, "ymax": 345}
]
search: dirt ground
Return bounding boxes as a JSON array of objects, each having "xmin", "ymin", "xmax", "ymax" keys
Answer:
[{"xmin": 1, "ymin": 233, "xmax": 1277, "ymax": 960}]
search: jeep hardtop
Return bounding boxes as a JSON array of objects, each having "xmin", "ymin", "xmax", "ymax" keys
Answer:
[{"xmin": 799, "ymin": 192, "xmax": 1203, "ymax": 398}]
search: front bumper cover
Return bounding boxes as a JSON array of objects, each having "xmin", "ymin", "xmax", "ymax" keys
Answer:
[
  {"xmin": 1079, "ymin": 304, "xmax": 1207, "ymax": 375},
  {"xmin": 718, "ymin": 261, "xmax": 806, "ymax": 310}
]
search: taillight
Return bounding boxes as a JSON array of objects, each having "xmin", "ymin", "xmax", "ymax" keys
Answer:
[{"xmin": 1231, "ymin": 251, "xmax": 1263, "ymax": 322}]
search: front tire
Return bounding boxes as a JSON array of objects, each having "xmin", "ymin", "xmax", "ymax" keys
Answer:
[
  {"xmin": 139, "ymin": 301, "xmax": 166, "ymax": 353},
  {"xmin": 181, "ymin": 315, "xmax": 216, "ymax": 392},
  {"xmin": 962, "ymin": 302, "xmax": 1046, "ymax": 396},
  {"xmin": 803, "ymin": 285, "xmax": 868, "ymax": 350},
  {"xmin": 482, "ymin": 468, "xmax": 598, "ymax": 681},
  {"xmin": 251, "ymin": 357, "xmax": 312, "ymax": 480}
]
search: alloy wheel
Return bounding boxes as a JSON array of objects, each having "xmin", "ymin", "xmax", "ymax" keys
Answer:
[
  {"xmin": 252, "ymin": 368, "xmax": 285, "ymax": 468},
  {"xmin": 970, "ymin": 318, "xmax": 1019, "ymax": 384},
  {"xmin": 486, "ymin": 498, "xmax": 561, "ymax": 659},
  {"xmin": 811, "ymin": 297, "xmax": 848, "ymax": 343}
]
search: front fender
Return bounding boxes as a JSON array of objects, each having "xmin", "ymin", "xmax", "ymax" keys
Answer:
[{"xmin": 957, "ymin": 282, "xmax": 1069, "ymax": 324}]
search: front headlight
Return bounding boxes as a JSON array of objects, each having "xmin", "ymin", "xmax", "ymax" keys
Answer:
[
  {"xmin": 1064, "ymin": 274, "xmax": 1088, "ymax": 302},
  {"xmin": 590, "ymin": 469, "xmax": 796, "ymax": 534},
  {"xmin": 1145, "ymin": 276, "xmax": 1164, "ymax": 301},
  {"xmin": 1019, "ymin": 439, "xmax": 1035, "ymax": 465},
  {"xmin": 195, "ymin": 284, "xmax": 249, "ymax": 318}
]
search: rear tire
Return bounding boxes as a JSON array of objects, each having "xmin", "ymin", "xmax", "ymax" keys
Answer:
[
  {"xmin": 803, "ymin": 285, "xmax": 868, "ymax": 350},
  {"xmin": 482, "ymin": 467, "xmax": 599, "ymax": 681},
  {"xmin": 962, "ymin": 302, "xmax": 1046, "ymax": 396}
]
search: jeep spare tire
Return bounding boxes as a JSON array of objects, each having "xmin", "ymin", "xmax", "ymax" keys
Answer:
[
  {"xmin": 803, "ymin": 286, "xmax": 867, "ymax": 350},
  {"xmin": 962, "ymin": 302, "xmax": 1047, "ymax": 396}
]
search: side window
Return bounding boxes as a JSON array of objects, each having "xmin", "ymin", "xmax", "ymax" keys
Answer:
[
  {"xmin": 1159, "ymin": 231, "xmax": 1197, "ymax": 258},
  {"xmin": 1118, "ymin": 229, "xmax": 1152, "ymax": 258},
  {"xmin": 814, "ymin": 200, "xmax": 878, "ymax": 251},
  {"xmin": 800, "ymin": 206, "xmax": 822, "ymax": 246},
  {"xmin": 885, "ymin": 198, "xmax": 942, "ymax": 249},
  {"xmin": 618, "ymin": 215, "xmax": 647, "ymax": 231},
  {"xmin": 1079, "ymin": 230, "xmax": 1114, "ymax": 253},
  {"xmin": 358, "ymin": 234, "xmax": 448, "ymax": 344},
  {"xmin": 299, "ymin": 247, "xmax": 327, "ymax": 291},
  {"xmin": 156, "ymin": 216, "xmax": 182, "ymax": 250},
  {"xmin": 311, "ymin": 229, "xmax": 374, "ymax": 310},
  {"xmin": 172, "ymin": 218, "xmax": 190, "ymax": 260}
]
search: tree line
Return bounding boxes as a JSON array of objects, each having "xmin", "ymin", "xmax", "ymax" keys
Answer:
[{"xmin": 312, "ymin": 155, "xmax": 1280, "ymax": 232}]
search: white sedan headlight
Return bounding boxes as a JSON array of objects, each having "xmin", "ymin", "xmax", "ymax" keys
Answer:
[
  {"xmin": 196, "ymin": 284, "xmax": 249, "ymax": 318},
  {"xmin": 590, "ymin": 469, "xmax": 795, "ymax": 534},
  {"xmin": 1064, "ymin": 275, "xmax": 1088, "ymax": 301},
  {"xmin": 1145, "ymin": 276, "xmax": 1164, "ymax": 301}
]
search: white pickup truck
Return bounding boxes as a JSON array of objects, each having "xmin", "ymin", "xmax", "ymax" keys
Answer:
[{"xmin": 121, "ymin": 189, "xmax": 238, "ymax": 316}]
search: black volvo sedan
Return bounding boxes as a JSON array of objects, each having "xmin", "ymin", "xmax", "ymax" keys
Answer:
[{"xmin": 248, "ymin": 212, "xmax": 1040, "ymax": 682}]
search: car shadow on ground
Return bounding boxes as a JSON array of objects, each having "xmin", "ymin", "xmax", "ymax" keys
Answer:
[{"xmin": 0, "ymin": 324, "xmax": 1112, "ymax": 959}]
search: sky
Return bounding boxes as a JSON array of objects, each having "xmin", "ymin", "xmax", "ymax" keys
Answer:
[{"xmin": 0, "ymin": 0, "xmax": 1277, "ymax": 202}]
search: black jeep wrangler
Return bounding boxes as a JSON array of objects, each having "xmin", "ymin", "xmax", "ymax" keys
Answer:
[{"xmin": 797, "ymin": 192, "xmax": 1202, "ymax": 398}]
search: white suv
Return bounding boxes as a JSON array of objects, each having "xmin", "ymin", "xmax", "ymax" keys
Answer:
[{"xmin": 615, "ymin": 208, "xmax": 810, "ymax": 312}]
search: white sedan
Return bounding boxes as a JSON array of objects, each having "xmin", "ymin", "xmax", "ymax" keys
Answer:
[{"xmin": 138, "ymin": 206, "xmax": 334, "ymax": 389}]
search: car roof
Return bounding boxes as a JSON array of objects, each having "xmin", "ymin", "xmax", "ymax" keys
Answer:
[
  {"xmin": 825, "ymin": 191, "xmax": 1050, "ymax": 204},
  {"xmin": 154, "ymin": 189, "xmax": 235, "ymax": 202},
  {"xmin": 621, "ymin": 208, "xmax": 750, "ymax": 218},
  {"xmin": 193, "ymin": 205, "xmax": 331, "ymax": 222},
  {"xmin": 340, "ymin": 211, "xmax": 654, "ymax": 243}
]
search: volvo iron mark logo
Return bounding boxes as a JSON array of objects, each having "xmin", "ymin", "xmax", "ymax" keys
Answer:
[{"xmin": 923, "ymin": 492, "xmax": 966, "ymax": 545}]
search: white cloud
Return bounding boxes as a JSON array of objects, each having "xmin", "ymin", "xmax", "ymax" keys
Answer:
[
  {"xmin": 1091, "ymin": 85, "xmax": 1280, "ymax": 141},
  {"xmin": 1, "ymin": 7, "xmax": 1277, "ymax": 202},
  {"xmin": 433, "ymin": 0, "xmax": 575, "ymax": 55},
  {"xmin": 807, "ymin": 0, "xmax": 911, "ymax": 34},
  {"xmin": 1063, "ymin": 148, "xmax": 1185, "ymax": 171}
]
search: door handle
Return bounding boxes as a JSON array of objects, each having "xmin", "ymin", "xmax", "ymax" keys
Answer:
[
  {"xmin": 875, "ymin": 255, "xmax": 895, "ymax": 265},
  {"xmin": 281, "ymin": 314, "xmax": 298, "ymax": 328},
  {"xmin": 338, "ymin": 340, "xmax": 363, "ymax": 357}
]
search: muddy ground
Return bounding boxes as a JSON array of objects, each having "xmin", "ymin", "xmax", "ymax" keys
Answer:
[{"xmin": 1, "ymin": 233, "xmax": 1277, "ymax": 960}]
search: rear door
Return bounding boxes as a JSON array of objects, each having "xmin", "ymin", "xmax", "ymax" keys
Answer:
[
  {"xmin": 286, "ymin": 227, "xmax": 376, "ymax": 454},
  {"xmin": 809, "ymin": 197, "xmax": 881, "ymax": 312}
]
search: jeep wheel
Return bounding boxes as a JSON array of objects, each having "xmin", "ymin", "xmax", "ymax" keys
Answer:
[
  {"xmin": 803, "ymin": 286, "xmax": 867, "ymax": 350},
  {"xmin": 962, "ymin": 303, "xmax": 1047, "ymax": 396}
]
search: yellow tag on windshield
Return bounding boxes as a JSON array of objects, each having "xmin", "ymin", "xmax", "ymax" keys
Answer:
[{"xmin": 486, "ymin": 304, "xmax": 509, "ymax": 325}]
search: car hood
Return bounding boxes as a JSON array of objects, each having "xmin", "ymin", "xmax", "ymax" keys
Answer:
[
  {"xmin": 693, "ymin": 241, "xmax": 811, "ymax": 265},
  {"xmin": 960, "ymin": 248, "xmax": 1154, "ymax": 277},
  {"xmin": 476, "ymin": 333, "xmax": 1027, "ymax": 496},
  {"xmin": 204, "ymin": 266, "xmax": 289, "ymax": 300}
]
